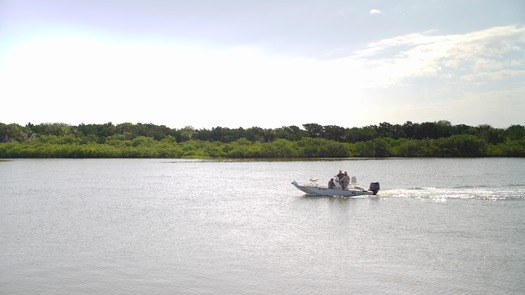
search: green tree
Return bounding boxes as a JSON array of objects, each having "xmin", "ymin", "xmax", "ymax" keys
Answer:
[
  {"xmin": 303, "ymin": 123, "xmax": 324, "ymax": 138},
  {"xmin": 436, "ymin": 135, "xmax": 486, "ymax": 156},
  {"xmin": 261, "ymin": 139, "xmax": 297, "ymax": 158},
  {"xmin": 0, "ymin": 123, "xmax": 32, "ymax": 142},
  {"xmin": 179, "ymin": 126, "xmax": 196, "ymax": 141},
  {"xmin": 506, "ymin": 125, "xmax": 525, "ymax": 140},
  {"xmin": 274, "ymin": 125, "xmax": 304, "ymax": 141},
  {"xmin": 323, "ymin": 125, "xmax": 346, "ymax": 141}
]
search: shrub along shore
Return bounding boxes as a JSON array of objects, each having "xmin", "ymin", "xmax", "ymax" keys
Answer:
[{"xmin": 1, "ymin": 121, "xmax": 524, "ymax": 158}]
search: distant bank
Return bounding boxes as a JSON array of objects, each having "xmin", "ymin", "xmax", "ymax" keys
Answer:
[{"xmin": 1, "ymin": 121, "xmax": 524, "ymax": 158}]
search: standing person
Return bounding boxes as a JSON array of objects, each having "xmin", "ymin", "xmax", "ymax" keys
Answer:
[
  {"xmin": 336, "ymin": 170, "xmax": 345, "ymax": 182},
  {"xmin": 342, "ymin": 171, "xmax": 350, "ymax": 190},
  {"xmin": 335, "ymin": 170, "xmax": 345, "ymax": 189}
]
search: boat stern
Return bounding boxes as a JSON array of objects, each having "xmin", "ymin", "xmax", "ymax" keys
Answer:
[{"xmin": 369, "ymin": 182, "xmax": 380, "ymax": 195}]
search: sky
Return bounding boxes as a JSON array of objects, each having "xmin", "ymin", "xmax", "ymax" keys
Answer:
[{"xmin": 1, "ymin": 0, "xmax": 524, "ymax": 129}]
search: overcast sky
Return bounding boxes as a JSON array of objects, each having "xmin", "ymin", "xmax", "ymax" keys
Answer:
[{"xmin": 1, "ymin": 0, "xmax": 524, "ymax": 129}]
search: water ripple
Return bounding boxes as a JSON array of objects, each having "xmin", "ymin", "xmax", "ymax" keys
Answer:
[{"xmin": 381, "ymin": 186, "xmax": 525, "ymax": 200}]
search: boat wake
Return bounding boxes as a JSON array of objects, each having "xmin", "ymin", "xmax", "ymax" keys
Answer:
[{"xmin": 379, "ymin": 186, "xmax": 525, "ymax": 201}]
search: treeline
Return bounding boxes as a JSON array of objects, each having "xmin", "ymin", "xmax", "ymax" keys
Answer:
[{"xmin": 0, "ymin": 121, "xmax": 524, "ymax": 158}]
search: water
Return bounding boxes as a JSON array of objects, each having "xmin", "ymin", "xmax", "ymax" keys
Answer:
[{"xmin": 1, "ymin": 158, "xmax": 524, "ymax": 294}]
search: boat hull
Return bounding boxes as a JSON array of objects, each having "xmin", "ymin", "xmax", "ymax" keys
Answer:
[{"xmin": 292, "ymin": 180, "xmax": 376, "ymax": 197}]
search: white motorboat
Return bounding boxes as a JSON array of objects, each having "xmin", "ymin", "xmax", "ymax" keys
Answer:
[{"xmin": 292, "ymin": 177, "xmax": 380, "ymax": 197}]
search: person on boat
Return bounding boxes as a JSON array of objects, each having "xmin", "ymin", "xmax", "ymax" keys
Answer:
[
  {"xmin": 335, "ymin": 178, "xmax": 343, "ymax": 189},
  {"xmin": 328, "ymin": 178, "xmax": 336, "ymax": 189},
  {"xmin": 336, "ymin": 170, "xmax": 345, "ymax": 182},
  {"xmin": 341, "ymin": 171, "xmax": 350, "ymax": 190}
]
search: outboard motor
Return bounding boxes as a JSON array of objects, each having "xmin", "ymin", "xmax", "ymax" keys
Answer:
[{"xmin": 369, "ymin": 182, "xmax": 380, "ymax": 195}]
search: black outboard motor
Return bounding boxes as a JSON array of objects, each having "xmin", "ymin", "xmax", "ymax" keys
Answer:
[{"xmin": 369, "ymin": 182, "xmax": 380, "ymax": 195}]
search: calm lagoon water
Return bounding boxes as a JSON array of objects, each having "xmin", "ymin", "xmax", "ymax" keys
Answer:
[{"xmin": 1, "ymin": 158, "xmax": 524, "ymax": 294}]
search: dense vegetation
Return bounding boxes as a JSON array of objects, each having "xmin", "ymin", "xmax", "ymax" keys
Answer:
[{"xmin": 1, "ymin": 121, "xmax": 524, "ymax": 158}]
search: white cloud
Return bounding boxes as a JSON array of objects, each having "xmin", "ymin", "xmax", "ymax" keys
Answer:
[
  {"xmin": 370, "ymin": 9, "xmax": 381, "ymax": 15},
  {"xmin": 346, "ymin": 25, "xmax": 525, "ymax": 87},
  {"xmin": 318, "ymin": 25, "xmax": 525, "ymax": 127}
]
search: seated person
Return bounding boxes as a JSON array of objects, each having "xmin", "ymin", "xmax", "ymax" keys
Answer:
[{"xmin": 328, "ymin": 178, "xmax": 336, "ymax": 189}]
